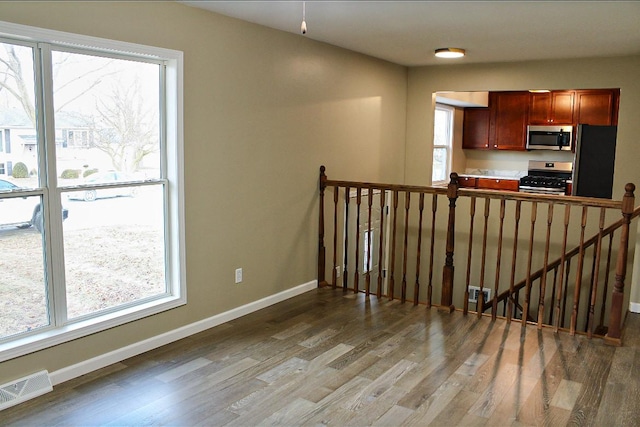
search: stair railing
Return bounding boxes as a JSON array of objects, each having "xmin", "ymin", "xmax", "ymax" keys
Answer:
[{"xmin": 318, "ymin": 166, "xmax": 637, "ymax": 344}]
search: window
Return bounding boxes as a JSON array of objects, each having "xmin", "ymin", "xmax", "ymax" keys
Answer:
[
  {"xmin": 0, "ymin": 22, "xmax": 184, "ymax": 361},
  {"xmin": 432, "ymin": 104, "xmax": 454, "ymax": 184}
]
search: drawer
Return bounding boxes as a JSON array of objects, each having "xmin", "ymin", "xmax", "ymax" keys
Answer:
[
  {"xmin": 476, "ymin": 178, "xmax": 519, "ymax": 192},
  {"xmin": 458, "ymin": 176, "xmax": 478, "ymax": 188}
]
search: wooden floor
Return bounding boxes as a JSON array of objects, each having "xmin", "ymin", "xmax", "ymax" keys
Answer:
[{"xmin": 3, "ymin": 288, "xmax": 640, "ymax": 426}]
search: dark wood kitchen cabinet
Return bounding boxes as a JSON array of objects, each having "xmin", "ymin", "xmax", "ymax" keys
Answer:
[
  {"xmin": 528, "ymin": 91, "xmax": 574, "ymax": 125},
  {"xmin": 476, "ymin": 177, "xmax": 520, "ymax": 191},
  {"xmin": 574, "ymin": 89, "xmax": 619, "ymax": 125},
  {"xmin": 489, "ymin": 91, "xmax": 529, "ymax": 150},
  {"xmin": 462, "ymin": 108, "xmax": 490, "ymax": 149},
  {"xmin": 458, "ymin": 176, "xmax": 478, "ymax": 188}
]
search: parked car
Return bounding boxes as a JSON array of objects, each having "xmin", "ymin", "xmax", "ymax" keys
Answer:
[
  {"xmin": 67, "ymin": 171, "xmax": 137, "ymax": 202},
  {"xmin": 0, "ymin": 178, "xmax": 69, "ymax": 232}
]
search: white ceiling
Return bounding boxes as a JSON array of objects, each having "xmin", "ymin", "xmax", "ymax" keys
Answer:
[{"xmin": 179, "ymin": 1, "xmax": 640, "ymax": 67}]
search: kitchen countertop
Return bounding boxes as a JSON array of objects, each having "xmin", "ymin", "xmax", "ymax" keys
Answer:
[{"xmin": 459, "ymin": 174, "xmax": 521, "ymax": 180}]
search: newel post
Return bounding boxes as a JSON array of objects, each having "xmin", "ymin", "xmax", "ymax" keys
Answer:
[
  {"xmin": 439, "ymin": 172, "xmax": 459, "ymax": 313},
  {"xmin": 318, "ymin": 166, "xmax": 328, "ymax": 288},
  {"xmin": 605, "ymin": 183, "xmax": 635, "ymax": 345}
]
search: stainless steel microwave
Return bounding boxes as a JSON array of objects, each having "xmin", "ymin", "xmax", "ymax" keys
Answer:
[{"xmin": 526, "ymin": 125, "xmax": 573, "ymax": 151}]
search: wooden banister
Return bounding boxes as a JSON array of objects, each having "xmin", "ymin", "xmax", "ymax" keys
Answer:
[{"xmin": 318, "ymin": 166, "xmax": 638, "ymax": 344}]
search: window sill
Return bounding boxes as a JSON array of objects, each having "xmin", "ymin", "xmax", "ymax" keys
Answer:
[{"xmin": 0, "ymin": 295, "xmax": 186, "ymax": 363}]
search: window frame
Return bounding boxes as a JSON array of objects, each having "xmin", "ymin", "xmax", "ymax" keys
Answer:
[
  {"xmin": 0, "ymin": 20, "xmax": 185, "ymax": 363},
  {"xmin": 432, "ymin": 103, "xmax": 454, "ymax": 185}
]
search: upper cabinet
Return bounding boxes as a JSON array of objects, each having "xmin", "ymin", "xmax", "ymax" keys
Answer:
[
  {"xmin": 462, "ymin": 107, "xmax": 490, "ymax": 149},
  {"xmin": 528, "ymin": 91, "xmax": 574, "ymax": 125},
  {"xmin": 489, "ymin": 91, "xmax": 529, "ymax": 150},
  {"xmin": 462, "ymin": 88, "xmax": 619, "ymax": 151},
  {"xmin": 574, "ymin": 89, "xmax": 619, "ymax": 126}
]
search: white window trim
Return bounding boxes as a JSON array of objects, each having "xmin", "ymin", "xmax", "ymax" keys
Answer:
[
  {"xmin": 0, "ymin": 20, "xmax": 186, "ymax": 363},
  {"xmin": 432, "ymin": 103, "xmax": 454, "ymax": 185}
]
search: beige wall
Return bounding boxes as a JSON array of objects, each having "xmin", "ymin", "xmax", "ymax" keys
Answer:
[{"xmin": 0, "ymin": 2, "xmax": 407, "ymax": 384}]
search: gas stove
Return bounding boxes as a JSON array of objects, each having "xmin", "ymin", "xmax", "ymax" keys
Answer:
[{"xmin": 519, "ymin": 161, "xmax": 573, "ymax": 195}]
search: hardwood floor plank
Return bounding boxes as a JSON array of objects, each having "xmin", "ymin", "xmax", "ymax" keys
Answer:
[
  {"xmin": 428, "ymin": 389, "xmax": 482, "ymax": 426},
  {"xmin": 402, "ymin": 379, "xmax": 464, "ymax": 426},
  {"xmin": 256, "ymin": 397, "xmax": 316, "ymax": 426},
  {"xmin": 373, "ymin": 404, "xmax": 415, "ymax": 426},
  {"xmin": 344, "ymin": 385, "xmax": 408, "ymax": 426},
  {"xmin": 549, "ymin": 379, "xmax": 582, "ymax": 410},
  {"xmin": 341, "ymin": 359, "xmax": 417, "ymax": 411},
  {"xmin": 467, "ymin": 362, "xmax": 519, "ymax": 418},
  {"xmin": 154, "ymin": 356, "xmax": 212, "ymax": 383}
]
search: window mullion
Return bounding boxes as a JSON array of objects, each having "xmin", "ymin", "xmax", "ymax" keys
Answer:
[{"xmin": 37, "ymin": 42, "xmax": 68, "ymax": 327}]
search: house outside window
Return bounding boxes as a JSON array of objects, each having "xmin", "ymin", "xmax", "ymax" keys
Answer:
[
  {"xmin": 432, "ymin": 104, "xmax": 454, "ymax": 184},
  {"xmin": 0, "ymin": 23, "xmax": 185, "ymax": 361}
]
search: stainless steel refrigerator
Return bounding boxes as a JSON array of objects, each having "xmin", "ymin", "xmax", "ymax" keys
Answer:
[{"xmin": 572, "ymin": 124, "xmax": 618, "ymax": 199}]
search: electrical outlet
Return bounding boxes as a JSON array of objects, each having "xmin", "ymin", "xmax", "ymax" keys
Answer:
[
  {"xmin": 335, "ymin": 266, "xmax": 341, "ymax": 278},
  {"xmin": 235, "ymin": 268, "xmax": 243, "ymax": 284}
]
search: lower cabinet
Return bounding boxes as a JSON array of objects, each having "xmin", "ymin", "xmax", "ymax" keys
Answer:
[
  {"xmin": 457, "ymin": 176, "xmax": 519, "ymax": 192},
  {"xmin": 476, "ymin": 178, "xmax": 520, "ymax": 191}
]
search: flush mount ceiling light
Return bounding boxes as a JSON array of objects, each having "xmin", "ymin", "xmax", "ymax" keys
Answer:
[
  {"xmin": 434, "ymin": 48, "xmax": 465, "ymax": 59},
  {"xmin": 529, "ymin": 89, "xmax": 551, "ymax": 93}
]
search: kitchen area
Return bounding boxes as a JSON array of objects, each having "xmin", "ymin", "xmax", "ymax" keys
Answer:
[{"xmin": 437, "ymin": 89, "xmax": 620, "ymax": 198}]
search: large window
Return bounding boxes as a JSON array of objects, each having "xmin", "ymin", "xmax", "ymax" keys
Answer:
[
  {"xmin": 432, "ymin": 104, "xmax": 454, "ymax": 184},
  {"xmin": 0, "ymin": 22, "xmax": 184, "ymax": 361}
]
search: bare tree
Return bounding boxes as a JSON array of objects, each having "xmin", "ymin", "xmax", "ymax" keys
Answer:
[
  {"xmin": 90, "ymin": 79, "xmax": 158, "ymax": 173},
  {"xmin": 0, "ymin": 45, "xmax": 36, "ymax": 125}
]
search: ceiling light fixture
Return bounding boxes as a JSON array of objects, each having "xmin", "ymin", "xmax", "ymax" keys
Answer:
[
  {"xmin": 529, "ymin": 89, "xmax": 551, "ymax": 93},
  {"xmin": 434, "ymin": 48, "xmax": 465, "ymax": 59},
  {"xmin": 301, "ymin": 1, "xmax": 307, "ymax": 35}
]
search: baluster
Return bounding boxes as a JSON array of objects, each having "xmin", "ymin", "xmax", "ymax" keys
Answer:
[
  {"xmin": 598, "ymin": 233, "xmax": 614, "ymax": 333},
  {"xmin": 570, "ymin": 206, "xmax": 588, "ymax": 335},
  {"xmin": 354, "ymin": 187, "xmax": 362, "ymax": 294},
  {"xmin": 389, "ymin": 190, "xmax": 399, "ymax": 300},
  {"xmin": 365, "ymin": 189, "xmax": 373, "ymax": 296},
  {"xmin": 606, "ymin": 183, "xmax": 635, "ymax": 345},
  {"xmin": 343, "ymin": 187, "xmax": 350, "ymax": 290},
  {"xmin": 478, "ymin": 198, "xmax": 490, "ymax": 318},
  {"xmin": 414, "ymin": 193, "xmax": 425, "ymax": 306},
  {"xmin": 537, "ymin": 203, "xmax": 554, "ymax": 328},
  {"xmin": 464, "ymin": 197, "xmax": 476, "ymax": 315},
  {"xmin": 586, "ymin": 208, "xmax": 606, "ymax": 338},
  {"xmin": 318, "ymin": 166, "xmax": 327, "ymax": 287},
  {"xmin": 377, "ymin": 190, "xmax": 386, "ymax": 298},
  {"xmin": 507, "ymin": 201, "xmax": 521, "ymax": 323},
  {"xmin": 401, "ymin": 191, "xmax": 411, "ymax": 303},
  {"xmin": 522, "ymin": 201, "xmax": 538, "ymax": 326},
  {"xmin": 491, "ymin": 199, "xmax": 506, "ymax": 320},
  {"xmin": 427, "ymin": 194, "xmax": 438, "ymax": 308},
  {"xmin": 440, "ymin": 173, "xmax": 459, "ymax": 313},
  {"xmin": 331, "ymin": 186, "xmax": 339, "ymax": 288},
  {"xmin": 548, "ymin": 266, "xmax": 559, "ymax": 325},
  {"xmin": 561, "ymin": 258, "xmax": 572, "ymax": 328},
  {"xmin": 554, "ymin": 205, "xmax": 571, "ymax": 332}
]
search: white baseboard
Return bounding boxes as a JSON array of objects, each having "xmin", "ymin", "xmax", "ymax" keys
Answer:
[
  {"xmin": 50, "ymin": 280, "xmax": 317, "ymax": 386},
  {"xmin": 630, "ymin": 302, "xmax": 640, "ymax": 313}
]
